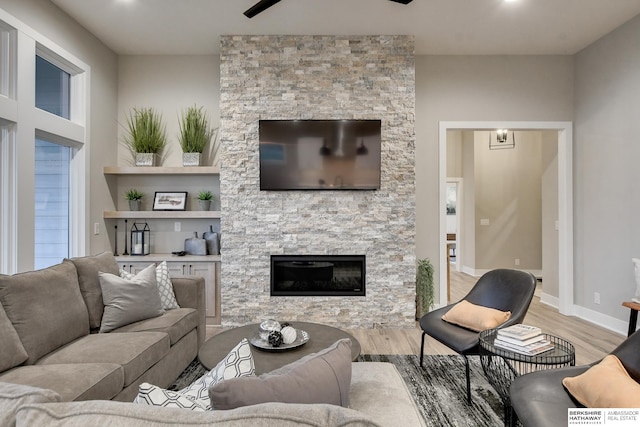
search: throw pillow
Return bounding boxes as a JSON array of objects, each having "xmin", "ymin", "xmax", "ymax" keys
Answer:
[
  {"xmin": 134, "ymin": 383, "xmax": 207, "ymax": 412},
  {"xmin": 120, "ymin": 261, "xmax": 179, "ymax": 310},
  {"xmin": 209, "ymin": 338, "xmax": 352, "ymax": 410},
  {"xmin": 441, "ymin": 300, "xmax": 511, "ymax": 332},
  {"xmin": 98, "ymin": 264, "xmax": 164, "ymax": 333},
  {"xmin": 0, "ymin": 302, "xmax": 28, "ymax": 371},
  {"xmin": 562, "ymin": 354, "xmax": 640, "ymax": 408},
  {"xmin": 180, "ymin": 338, "xmax": 256, "ymax": 409}
]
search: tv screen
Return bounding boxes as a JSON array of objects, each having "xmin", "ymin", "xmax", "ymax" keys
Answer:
[{"xmin": 259, "ymin": 120, "xmax": 381, "ymax": 190}]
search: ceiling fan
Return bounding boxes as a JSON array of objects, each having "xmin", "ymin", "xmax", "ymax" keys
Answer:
[{"xmin": 244, "ymin": 0, "xmax": 414, "ymax": 19}]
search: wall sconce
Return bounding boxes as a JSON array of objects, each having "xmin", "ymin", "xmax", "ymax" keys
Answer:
[
  {"xmin": 489, "ymin": 130, "xmax": 515, "ymax": 150},
  {"xmin": 130, "ymin": 221, "xmax": 150, "ymax": 255}
]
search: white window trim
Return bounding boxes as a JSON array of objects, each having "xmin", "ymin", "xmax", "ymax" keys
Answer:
[{"xmin": 0, "ymin": 9, "xmax": 91, "ymax": 273}]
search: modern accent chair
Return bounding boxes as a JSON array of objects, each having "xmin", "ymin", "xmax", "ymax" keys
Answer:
[
  {"xmin": 419, "ymin": 269, "xmax": 537, "ymax": 403},
  {"xmin": 510, "ymin": 329, "xmax": 640, "ymax": 427}
]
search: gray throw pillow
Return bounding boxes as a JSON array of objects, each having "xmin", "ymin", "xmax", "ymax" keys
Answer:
[
  {"xmin": 98, "ymin": 264, "xmax": 164, "ymax": 333},
  {"xmin": 209, "ymin": 338, "xmax": 352, "ymax": 410}
]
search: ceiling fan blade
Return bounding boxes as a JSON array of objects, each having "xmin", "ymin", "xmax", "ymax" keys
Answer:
[
  {"xmin": 388, "ymin": 0, "xmax": 414, "ymax": 4},
  {"xmin": 244, "ymin": 0, "xmax": 282, "ymax": 18}
]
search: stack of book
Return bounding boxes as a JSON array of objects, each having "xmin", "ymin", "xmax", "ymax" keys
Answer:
[{"xmin": 494, "ymin": 324, "xmax": 555, "ymax": 355}]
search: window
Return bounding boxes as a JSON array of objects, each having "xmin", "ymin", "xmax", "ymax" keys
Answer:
[
  {"xmin": 36, "ymin": 56, "xmax": 70, "ymax": 119},
  {"xmin": 0, "ymin": 11, "xmax": 88, "ymax": 273},
  {"xmin": 34, "ymin": 138, "xmax": 71, "ymax": 269}
]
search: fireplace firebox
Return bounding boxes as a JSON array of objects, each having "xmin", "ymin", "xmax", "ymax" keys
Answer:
[{"xmin": 270, "ymin": 255, "xmax": 365, "ymax": 297}]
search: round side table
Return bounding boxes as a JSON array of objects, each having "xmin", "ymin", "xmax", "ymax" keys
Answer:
[{"xmin": 479, "ymin": 329, "xmax": 575, "ymax": 427}]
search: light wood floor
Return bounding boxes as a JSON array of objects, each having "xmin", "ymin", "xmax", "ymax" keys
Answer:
[{"xmin": 206, "ymin": 269, "xmax": 626, "ymax": 366}]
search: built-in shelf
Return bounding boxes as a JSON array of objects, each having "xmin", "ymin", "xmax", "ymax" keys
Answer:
[
  {"xmin": 115, "ymin": 254, "xmax": 221, "ymax": 262},
  {"xmin": 104, "ymin": 210, "xmax": 221, "ymax": 219},
  {"xmin": 104, "ymin": 166, "xmax": 219, "ymax": 175}
]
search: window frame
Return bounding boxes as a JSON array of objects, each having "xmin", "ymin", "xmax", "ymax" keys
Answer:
[{"xmin": 0, "ymin": 9, "xmax": 90, "ymax": 273}]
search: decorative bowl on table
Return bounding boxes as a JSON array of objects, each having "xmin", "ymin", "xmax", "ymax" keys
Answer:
[{"xmin": 250, "ymin": 320, "xmax": 310, "ymax": 351}]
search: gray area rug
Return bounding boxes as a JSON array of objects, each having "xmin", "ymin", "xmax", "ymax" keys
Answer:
[{"xmin": 169, "ymin": 354, "xmax": 504, "ymax": 427}]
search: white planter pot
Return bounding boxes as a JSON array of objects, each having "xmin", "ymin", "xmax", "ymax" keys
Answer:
[
  {"xmin": 182, "ymin": 153, "xmax": 202, "ymax": 167},
  {"xmin": 135, "ymin": 153, "xmax": 157, "ymax": 167}
]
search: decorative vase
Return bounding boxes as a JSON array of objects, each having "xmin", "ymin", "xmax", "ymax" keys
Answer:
[
  {"xmin": 135, "ymin": 153, "xmax": 157, "ymax": 167},
  {"xmin": 203, "ymin": 225, "xmax": 220, "ymax": 255},
  {"xmin": 184, "ymin": 232, "xmax": 206, "ymax": 255},
  {"xmin": 182, "ymin": 152, "xmax": 202, "ymax": 167},
  {"xmin": 198, "ymin": 199, "xmax": 211, "ymax": 211},
  {"xmin": 128, "ymin": 200, "xmax": 141, "ymax": 211}
]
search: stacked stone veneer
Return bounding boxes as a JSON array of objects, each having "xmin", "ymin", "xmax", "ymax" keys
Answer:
[{"xmin": 219, "ymin": 35, "xmax": 416, "ymax": 328}]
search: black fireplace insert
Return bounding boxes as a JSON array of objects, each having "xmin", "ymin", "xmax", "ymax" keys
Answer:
[{"xmin": 270, "ymin": 255, "xmax": 366, "ymax": 297}]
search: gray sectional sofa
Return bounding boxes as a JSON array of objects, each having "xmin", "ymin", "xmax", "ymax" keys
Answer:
[
  {"xmin": 0, "ymin": 252, "xmax": 205, "ymax": 403},
  {"xmin": 0, "ymin": 252, "xmax": 426, "ymax": 426}
]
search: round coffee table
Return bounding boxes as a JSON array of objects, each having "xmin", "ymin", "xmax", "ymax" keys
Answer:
[{"xmin": 198, "ymin": 321, "xmax": 361, "ymax": 374}]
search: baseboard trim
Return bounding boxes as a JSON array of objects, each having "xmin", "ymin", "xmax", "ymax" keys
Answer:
[
  {"xmin": 539, "ymin": 292, "xmax": 559, "ymax": 308},
  {"xmin": 571, "ymin": 304, "xmax": 629, "ymax": 337}
]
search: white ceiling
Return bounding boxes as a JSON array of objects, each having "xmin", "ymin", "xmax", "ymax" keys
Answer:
[{"xmin": 50, "ymin": 0, "xmax": 640, "ymax": 55}]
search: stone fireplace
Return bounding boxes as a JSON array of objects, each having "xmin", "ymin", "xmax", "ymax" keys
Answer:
[{"xmin": 219, "ymin": 35, "xmax": 416, "ymax": 328}]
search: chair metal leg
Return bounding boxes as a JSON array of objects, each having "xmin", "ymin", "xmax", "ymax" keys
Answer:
[
  {"xmin": 420, "ymin": 331, "xmax": 426, "ymax": 367},
  {"xmin": 463, "ymin": 355, "xmax": 471, "ymax": 403}
]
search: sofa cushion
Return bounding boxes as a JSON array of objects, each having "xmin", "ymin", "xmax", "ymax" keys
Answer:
[
  {"xmin": 35, "ymin": 332, "xmax": 170, "ymax": 387},
  {"xmin": 0, "ymin": 302, "xmax": 28, "ymax": 372},
  {"xmin": 16, "ymin": 401, "xmax": 381, "ymax": 427},
  {"xmin": 441, "ymin": 299, "xmax": 511, "ymax": 332},
  {"xmin": 0, "ymin": 381, "xmax": 62, "ymax": 427},
  {"xmin": 111, "ymin": 308, "xmax": 197, "ymax": 345},
  {"xmin": 67, "ymin": 252, "xmax": 120, "ymax": 330},
  {"xmin": 0, "ymin": 363, "xmax": 123, "ymax": 402},
  {"xmin": 0, "ymin": 260, "xmax": 89, "ymax": 365},
  {"xmin": 120, "ymin": 261, "xmax": 180, "ymax": 310},
  {"xmin": 180, "ymin": 338, "xmax": 255, "ymax": 409},
  {"xmin": 209, "ymin": 338, "xmax": 352, "ymax": 410},
  {"xmin": 562, "ymin": 354, "xmax": 640, "ymax": 408},
  {"xmin": 98, "ymin": 264, "xmax": 164, "ymax": 333},
  {"xmin": 134, "ymin": 382, "xmax": 207, "ymax": 411}
]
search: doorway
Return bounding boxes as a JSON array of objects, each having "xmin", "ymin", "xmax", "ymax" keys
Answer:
[{"xmin": 438, "ymin": 121, "xmax": 573, "ymax": 315}]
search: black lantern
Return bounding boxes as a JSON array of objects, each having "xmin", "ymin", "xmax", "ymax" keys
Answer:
[{"xmin": 130, "ymin": 221, "xmax": 150, "ymax": 256}]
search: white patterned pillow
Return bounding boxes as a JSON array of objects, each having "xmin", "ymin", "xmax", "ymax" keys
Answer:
[
  {"xmin": 180, "ymin": 338, "xmax": 256, "ymax": 409},
  {"xmin": 120, "ymin": 261, "xmax": 179, "ymax": 310},
  {"xmin": 134, "ymin": 383, "xmax": 206, "ymax": 411}
]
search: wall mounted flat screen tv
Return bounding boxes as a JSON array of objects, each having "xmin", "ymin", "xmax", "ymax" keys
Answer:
[{"xmin": 259, "ymin": 120, "xmax": 381, "ymax": 190}]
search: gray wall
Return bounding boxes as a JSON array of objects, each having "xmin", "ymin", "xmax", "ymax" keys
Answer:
[
  {"xmin": 415, "ymin": 55, "xmax": 574, "ymax": 299},
  {"xmin": 219, "ymin": 35, "xmax": 416, "ymax": 327},
  {"xmin": 574, "ymin": 14, "xmax": 640, "ymax": 321}
]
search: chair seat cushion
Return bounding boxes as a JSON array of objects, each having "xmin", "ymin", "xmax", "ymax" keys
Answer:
[
  {"xmin": 0, "ymin": 363, "xmax": 124, "ymax": 401},
  {"xmin": 34, "ymin": 332, "xmax": 169, "ymax": 387},
  {"xmin": 420, "ymin": 306, "xmax": 480, "ymax": 353},
  {"xmin": 510, "ymin": 365, "xmax": 588, "ymax": 427},
  {"xmin": 441, "ymin": 300, "xmax": 511, "ymax": 332},
  {"xmin": 111, "ymin": 308, "xmax": 197, "ymax": 346},
  {"xmin": 562, "ymin": 355, "xmax": 640, "ymax": 408}
]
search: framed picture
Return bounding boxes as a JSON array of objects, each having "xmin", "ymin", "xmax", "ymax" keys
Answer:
[{"xmin": 153, "ymin": 191, "xmax": 188, "ymax": 211}]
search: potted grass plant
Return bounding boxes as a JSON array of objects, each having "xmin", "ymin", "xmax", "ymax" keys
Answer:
[
  {"xmin": 178, "ymin": 105, "xmax": 214, "ymax": 166},
  {"xmin": 124, "ymin": 188, "xmax": 144, "ymax": 211},
  {"xmin": 416, "ymin": 258, "xmax": 435, "ymax": 319},
  {"xmin": 123, "ymin": 107, "xmax": 167, "ymax": 166},
  {"xmin": 196, "ymin": 190, "xmax": 214, "ymax": 211}
]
